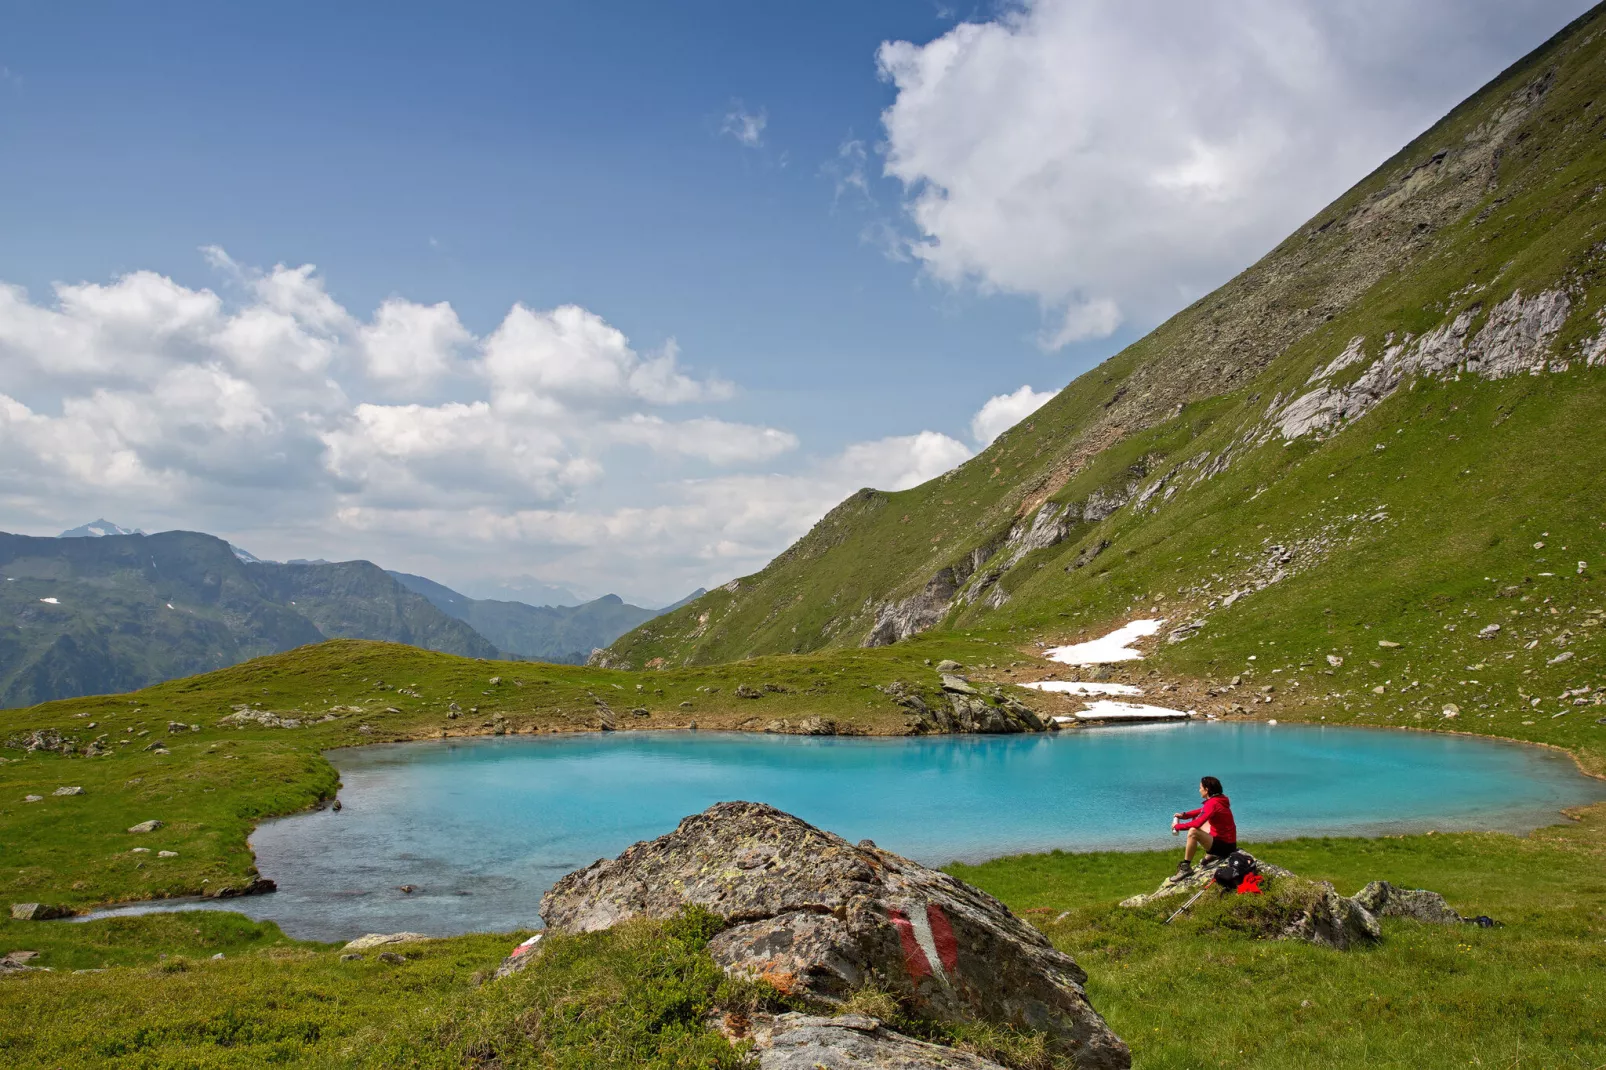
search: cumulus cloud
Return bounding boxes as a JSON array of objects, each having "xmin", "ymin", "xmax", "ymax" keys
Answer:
[
  {"xmin": 482, "ymin": 305, "xmax": 727, "ymax": 409},
  {"xmin": 359, "ymin": 298, "xmax": 472, "ymax": 389},
  {"xmin": 0, "ymin": 251, "xmax": 994, "ymax": 600},
  {"xmin": 971, "ymin": 385, "xmax": 1056, "ymax": 446},
  {"xmin": 329, "ymin": 427, "xmax": 974, "ymax": 596},
  {"xmin": 0, "ymin": 250, "xmax": 773, "ymax": 529},
  {"xmin": 877, "ymin": 0, "xmax": 1588, "ymax": 345}
]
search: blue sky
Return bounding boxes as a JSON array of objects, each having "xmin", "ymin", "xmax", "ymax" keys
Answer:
[
  {"xmin": 2, "ymin": 1, "xmax": 1045, "ymax": 443},
  {"xmin": 0, "ymin": 1, "xmax": 1591, "ymax": 603}
]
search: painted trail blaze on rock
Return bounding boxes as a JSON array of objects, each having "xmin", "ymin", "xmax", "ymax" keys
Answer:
[
  {"xmin": 889, "ymin": 902, "xmax": 961, "ymax": 984},
  {"xmin": 529, "ymin": 801, "xmax": 1130, "ymax": 1068}
]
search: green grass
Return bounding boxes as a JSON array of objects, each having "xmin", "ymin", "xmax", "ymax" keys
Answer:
[
  {"xmin": 0, "ymin": 909, "xmax": 775, "ymax": 1069},
  {"xmin": 950, "ymin": 806, "xmax": 1606, "ymax": 1069}
]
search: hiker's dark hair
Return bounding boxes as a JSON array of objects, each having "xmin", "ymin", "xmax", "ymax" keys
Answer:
[{"xmin": 1200, "ymin": 775, "xmax": 1224, "ymax": 797}]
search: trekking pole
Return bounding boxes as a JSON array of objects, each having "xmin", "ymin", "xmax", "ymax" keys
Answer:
[{"xmin": 1164, "ymin": 885, "xmax": 1209, "ymax": 925}]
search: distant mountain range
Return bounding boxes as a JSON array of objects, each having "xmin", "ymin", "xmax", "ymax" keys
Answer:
[
  {"xmin": 0, "ymin": 525, "xmax": 697, "ymax": 707},
  {"xmin": 388, "ymin": 571, "xmax": 703, "ymax": 665}
]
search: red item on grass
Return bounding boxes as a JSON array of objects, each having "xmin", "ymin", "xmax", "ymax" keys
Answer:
[{"xmin": 1236, "ymin": 872, "xmax": 1264, "ymax": 896}]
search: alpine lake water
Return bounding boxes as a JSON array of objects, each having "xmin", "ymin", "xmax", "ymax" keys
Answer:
[{"xmin": 79, "ymin": 723, "xmax": 1605, "ymax": 941}]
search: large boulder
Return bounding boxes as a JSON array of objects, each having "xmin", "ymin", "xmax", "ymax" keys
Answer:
[
  {"xmin": 1118, "ymin": 854, "xmax": 1382, "ymax": 950},
  {"xmin": 1351, "ymin": 880, "xmax": 1464, "ymax": 924},
  {"xmin": 1117, "ymin": 852, "xmax": 1295, "ymax": 909},
  {"xmin": 529, "ymin": 802, "xmax": 1129, "ymax": 1069}
]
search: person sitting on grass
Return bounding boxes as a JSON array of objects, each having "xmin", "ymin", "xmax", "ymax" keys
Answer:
[{"xmin": 1170, "ymin": 775, "xmax": 1238, "ymax": 880}]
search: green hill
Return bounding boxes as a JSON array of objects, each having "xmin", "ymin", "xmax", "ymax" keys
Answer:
[
  {"xmin": 0, "ymin": 531, "xmax": 498, "ymax": 707},
  {"xmin": 387, "ymin": 572, "xmax": 695, "ymax": 664},
  {"xmin": 602, "ymin": 4, "xmax": 1606, "ymax": 734}
]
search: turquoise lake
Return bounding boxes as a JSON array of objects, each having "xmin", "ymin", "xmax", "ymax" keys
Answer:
[{"xmin": 83, "ymin": 724, "xmax": 1604, "ymax": 940}]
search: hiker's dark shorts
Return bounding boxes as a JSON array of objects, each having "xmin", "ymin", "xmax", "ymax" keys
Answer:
[{"xmin": 1205, "ymin": 841, "xmax": 1238, "ymax": 860}]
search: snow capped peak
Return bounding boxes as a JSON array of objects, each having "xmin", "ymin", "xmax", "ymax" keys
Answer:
[
  {"xmin": 230, "ymin": 543, "xmax": 268, "ymax": 564},
  {"xmin": 59, "ymin": 519, "xmax": 144, "ymax": 538}
]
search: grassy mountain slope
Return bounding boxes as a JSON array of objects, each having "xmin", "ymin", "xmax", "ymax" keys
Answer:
[
  {"xmin": 388, "ymin": 571, "xmax": 671, "ymax": 663},
  {"xmin": 0, "ymin": 531, "xmax": 497, "ymax": 707},
  {"xmin": 605, "ymin": 6, "xmax": 1606, "ymax": 694}
]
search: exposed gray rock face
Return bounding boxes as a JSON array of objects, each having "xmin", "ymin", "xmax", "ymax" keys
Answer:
[
  {"xmin": 532, "ymin": 802, "xmax": 1129, "ymax": 1069},
  {"xmin": 866, "ymin": 568, "xmax": 962, "ymax": 647},
  {"xmin": 1351, "ymin": 880, "xmax": 1463, "ymax": 924},
  {"xmin": 127, "ymin": 820, "xmax": 164, "ymax": 834},
  {"xmin": 1270, "ymin": 288, "xmax": 1574, "ymax": 441},
  {"xmin": 742, "ymin": 1013, "xmax": 1011, "ymax": 1069}
]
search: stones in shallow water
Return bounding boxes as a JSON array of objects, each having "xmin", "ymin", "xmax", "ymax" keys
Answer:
[
  {"xmin": 207, "ymin": 877, "xmax": 276, "ymax": 899},
  {"xmin": 525, "ymin": 801, "xmax": 1130, "ymax": 1069}
]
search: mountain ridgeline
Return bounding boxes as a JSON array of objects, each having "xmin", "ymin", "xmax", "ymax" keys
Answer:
[
  {"xmin": 603, "ymin": 7, "xmax": 1606, "ymax": 678},
  {"xmin": 387, "ymin": 571, "xmax": 699, "ymax": 665},
  {"xmin": 0, "ymin": 530, "xmax": 497, "ymax": 708}
]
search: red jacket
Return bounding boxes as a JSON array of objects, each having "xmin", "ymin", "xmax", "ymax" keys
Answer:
[{"xmin": 1174, "ymin": 794, "xmax": 1236, "ymax": 843}]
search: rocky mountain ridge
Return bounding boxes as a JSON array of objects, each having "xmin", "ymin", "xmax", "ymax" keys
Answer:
[
  {"xmin": 603, "ymin": 7, "xmax": 1606, "ymax": 679},
  {"xmin": 0, "ymin": 529, "xmax": 497, "ymax": 707}
]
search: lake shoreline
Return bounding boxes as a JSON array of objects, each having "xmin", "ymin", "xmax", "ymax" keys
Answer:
[{"xmin": 58, "ymin": 722, "xmax": 1603, "ymax": 939}]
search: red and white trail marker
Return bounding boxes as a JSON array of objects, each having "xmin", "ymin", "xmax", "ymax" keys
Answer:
[{"xmin": 888, "ymin": 901, "xmax": 960, "ymax": 985}]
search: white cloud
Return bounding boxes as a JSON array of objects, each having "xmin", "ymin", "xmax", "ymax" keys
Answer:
[
  {"xmin": 605, "ymin": 414, "xmax": 799, "ymax": 465},
  {"xmin": 971, "ymin": 385, "xmax": 1055, "ymax": 446},
  {"xmin": 0, "ymin": 251, "xmax": 994, "ymax": 601},
  {"xmin": 481, "ymin": 304, "xmax": 728, "ymax": 409},
  {"xmin": 328, "ymin": 427, "xmax": 974, "ymax": 597},
  {"xmin": 721, "ymin": 102, "xmax": 768, "ymax": 148},
  {"xmin": 359, "ymin": 298, "xmax": 472, "ymax": 389},
  {"xmin": 834, "ymin": 431, "xmax": 971, "ymax": 491},
  {"xmin": 877, "ymin": 0, "xmax": 1589, "ymax": 347}
]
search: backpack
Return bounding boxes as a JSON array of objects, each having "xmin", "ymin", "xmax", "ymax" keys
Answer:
[{"xmin": 1212, "ymin": 851, "xmax": 1259, "ymax": 891}]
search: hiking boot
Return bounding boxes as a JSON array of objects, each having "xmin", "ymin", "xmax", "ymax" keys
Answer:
[{"xmin": 1167, "ymin": 859, "xmax": 1193, "ymax": 883}]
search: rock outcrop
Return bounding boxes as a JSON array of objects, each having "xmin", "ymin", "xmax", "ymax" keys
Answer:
[
  {"xmin": 884, "ymin": 681, "xmax": 1046, "ymax": 735},
  {"xmin": 10, "ymin": 902, "xmax": 73, "ymax": 921},
  {"xmin": 737, "ymin": 1012, "xmax": 1011, "ymax": 1069},
  {"xmin": 1120, "ymin": 853, "xmax": 1380, "ymax": 950},
  {"xmin": 1119, "ymin": 856, "xmax": 1479, "ymax": 950},
  {"xmin": 1351, "ymin": 880, "xmax": 1464, "ymax": 924},
  {"xmin": 522, "ymin": 802, "xmax": 1130, "ymax": 1069},
  {"xmin": 341, "ymin": 932, "xmax": 432, "ymax": 952}
]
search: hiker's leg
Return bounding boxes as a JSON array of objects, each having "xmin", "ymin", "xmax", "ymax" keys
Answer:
[{"xmin": 1184, "ymin": 828, "xmax": 1213, "ymax": 862}]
